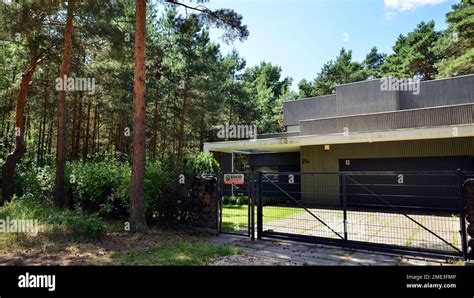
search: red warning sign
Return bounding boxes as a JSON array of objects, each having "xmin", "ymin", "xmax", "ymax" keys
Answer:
[{"xmin": 223, "ymin": 174, "xmax": 245, "ymax": 185}]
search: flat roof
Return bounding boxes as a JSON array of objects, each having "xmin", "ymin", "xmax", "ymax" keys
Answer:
[{"xmin": 204, "ymin": 124, "xmax": 474, "ymax": 154}]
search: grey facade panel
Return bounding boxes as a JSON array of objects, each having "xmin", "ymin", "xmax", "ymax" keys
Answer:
[
  {"xmin": 283, "ymin": 95, "xmax": 336, "ymax": 126},
  {"xmin": 257, "ymin": 131, "xmax": 300, "ymax": 139},
  {"xmin": 300, "ymin": 103, "xmax": 474, "ymax": 136},
  {"xmin": 211, "ymin": 151, "xmax": 232, "ymax": 172},
  {"xmin": 249, "ymin": 152, "xmax": 300, "ymax": 167},
  {"xmin": 300, "ymin": 138, "xmax": 474, "ymax": 205},
  {"xmin": 335, "ymin": 79, "xmax": 399, "ymax": 116},
  {"xmin": 282, "ymin": 75, "xmax": 474, "ymax": 129},
  {"xmin": 400, "ymin": 75, "xmax": 474, "ymax": 109}
]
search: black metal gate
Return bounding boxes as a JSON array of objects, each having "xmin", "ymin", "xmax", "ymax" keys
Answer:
[
  {"xmin": 217, "ymin": 172, "xmax": 255, "ymax": 238},
  {"xmin": 217, "ymin": 170, "xmax": 470, "ymax": 259}
]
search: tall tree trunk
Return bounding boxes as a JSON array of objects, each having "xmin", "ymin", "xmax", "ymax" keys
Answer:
[
  {"xmin": 25, "ymin": 116, "xmax": 30, "ymax": 142},
  {"xmin": 95, "ymin": 105, "xmax": 100, "ymax": 154},
  {"xmin": 199, "ymin": 97, "xmax": 205, "ymax": 151},
  {"xmin": 70, "ymin": 93, "xmax": 78, "ymax": 159},
  {"xmin": 5, "ymin": 121, "xmax": 11, "ymax": 153},
  {"xmin": 54, "ymin": 0, "xmax": 75, "ymax": 208},
  {"xmin": 160, "ymin": 101, "xmax": 168, "ymax": 160},
  {"xmin": 176, "ymin": 85, "xmax": 188, "ymax": 170},
  {"xmin": 37, "ymin": 97, "xmax": 47, "ymax": 166},
  {"xmin": 39, "ymin": 98, "xmax": 48, "ymax": 166},
  {"xmin": 91, "ymin": 104, "xmax": 97, "ymax": 156},
  {"xmin": 73, "ymin": 99, "xmax": 82, "ymax": 160},
  {"xmin": 115, "ymin": 120, "xmax": 122, "ymax": 157},
  {"xmin": 1, "ymin": 55, "xmax": 42, "ymax": 204},
  {"xmin": 128, "ymin": 0, "xmax": 147, "ymax": 233},
  {"xmin": 151, "ymin": 100, "xmax": 159, "ymax": 160},
  {"xmin": 0, "ymin": 111, "xmax": 5, "ymax": 138},
  {"xmin": 82, "ymin": 101, "xmax": 91, "ymax": 160},
  {"xmin": 47, "ymin": 112, "xmax": 53, "ymax": 156}
]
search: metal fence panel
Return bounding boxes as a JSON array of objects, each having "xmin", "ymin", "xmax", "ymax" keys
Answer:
[{"xmin": 256, "ymin": 171, "xmax": 465, "ymax": 258}]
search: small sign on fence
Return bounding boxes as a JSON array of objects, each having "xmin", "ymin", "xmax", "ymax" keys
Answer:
[{"xmin": 224, "ymin": 174, "xmax": 245, "ymax": 185}]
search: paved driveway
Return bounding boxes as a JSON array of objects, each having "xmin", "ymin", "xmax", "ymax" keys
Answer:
[
  {"xmin": 262, "ymin": 207, "xmax": 461, "ymax": 254},
  {"xmin": 206, "ymin": 234, "xmax": 459, "ymax": 266}
]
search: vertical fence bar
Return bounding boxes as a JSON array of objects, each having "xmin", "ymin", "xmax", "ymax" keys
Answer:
[
  {"xmin": 247, "ymin": 172, "xmax": 251, "ymax": 237},
  {"xmin": 218, "ymin": 172, "xmax": 223, "ymax": 234},
  {"xmin": 215, "ymin": 174, "xmax": 219, "ymax": 231},
  {"xmin": 341, "ymin": 173, "xmax": 348, "ymax": 241},
  {"xmin": 457, "ymin": 169, "xmax": 468, "ymax": 260},
  {"xmin": 257, "ymin": 171, "xmax": 263, "ymax": 240},
  {"xmin": 250, "ymin": 172, "xmax": 255, "ymax": 240}
]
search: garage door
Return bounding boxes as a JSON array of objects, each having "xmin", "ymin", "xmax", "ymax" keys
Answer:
[{"xmin": 339, "ymin": 156, "xmax": 474, "ymax": 211}]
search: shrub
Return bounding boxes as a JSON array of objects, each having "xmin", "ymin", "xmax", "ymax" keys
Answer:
[
  {"xmin": 68, "ymin": 161, "xmax": 130, "ymax": 219},
  {"xmin": 222, "ymin": 195, "xmax": 248, "ymax": 206},
  {"xmin": 187, "ymin": 152, "xmax": 220, "ymax": 176},
  {"xmin": 68, "ymin": 160, "xmax": 175, "ymax": 223},
  {"xmin": 13, "ymin": 158, "xmax": 55, "ymax": 200},
  {"xmin": 0, "ymin": 194, "xmax": 106, "ymax": 239},
  {"xmin": 58, "ymin": 209, "xmax": 107, "ymax": 238},
  {"xmin": 9, "ymin": 158, "xmax": 180, "ymax": 226},
  {"xmin": 144, "ymin": 161, "xmax": 174, "ymax": 222}
]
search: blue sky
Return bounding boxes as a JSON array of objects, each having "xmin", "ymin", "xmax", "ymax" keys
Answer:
[{"xmin": 194, "ymin": 0, "xmax": 458, "ymax": 91}]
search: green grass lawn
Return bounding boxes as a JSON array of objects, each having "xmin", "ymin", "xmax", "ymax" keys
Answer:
[
  {"xmin": 106, "ymin": 241, "xmax": 240, "ymax": 265},
  {"xmin": 222, "ymin": 204, "xmax": 303, "ymax": 231}
]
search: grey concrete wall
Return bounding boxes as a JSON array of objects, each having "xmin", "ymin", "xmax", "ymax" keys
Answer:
[
  {"xmin": 283, "ymin": 95, "xmax": 336, "ymax": 126},
  {"xmin": 335, "ymin": 79, "xmax": 399, "ymax": 116},
  {"xmin": 400, "ymin": 75, "xmax": 474, "ymax": 109},
  {"xmin": 300, "ymin": 103, "xmax": 474, "ymax": 136}
]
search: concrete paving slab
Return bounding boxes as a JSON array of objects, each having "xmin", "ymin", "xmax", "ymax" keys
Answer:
[{"xmin": 204, "ymin": 234, "xmax": 456, "ymax": 266}]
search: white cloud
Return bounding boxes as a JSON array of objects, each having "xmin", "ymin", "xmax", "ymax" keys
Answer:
[{"xmin": 384, "ymin": 0, "xmax": 446, "ymax": 11}]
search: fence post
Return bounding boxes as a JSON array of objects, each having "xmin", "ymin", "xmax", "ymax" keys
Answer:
[
  {"xmin": 464, "ymin": 178, "xmax": 474, "ymax": 260},
  {"xmin": 457, "ymin": 169, "xmax": 468, "ymax": 260},
  {"xmin": 250, "ymin": 172, "xmax": 255, "ymax": 240},
  {"xmin": 217, "ymin": 172, "xmax": 223, "ymax": 234},
  {"xmin": 341, "ymin": 173, "xmax": 348, "ymax": 241},
  {"xmin": 257, "ymin": 171, "xmax": 263, "ymax": 240}
]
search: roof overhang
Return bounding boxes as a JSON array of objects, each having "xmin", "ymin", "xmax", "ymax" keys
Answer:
[{"xmin": 204, "ymin": 124, "xmax": 474, "ymax": 154}]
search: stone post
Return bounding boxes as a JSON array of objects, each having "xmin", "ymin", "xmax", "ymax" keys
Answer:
[{"xmin": 191, "ymin": 176, "xmax": 218, "ymax": 230}]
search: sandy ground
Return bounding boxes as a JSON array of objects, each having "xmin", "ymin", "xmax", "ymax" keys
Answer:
[
  {"xmin": 0, "ymin": 227, "xmax": 459, "ymax": 266},
  {"xmin": 0, "ymin": 227, "xmax": 207, "ymax": 266}
]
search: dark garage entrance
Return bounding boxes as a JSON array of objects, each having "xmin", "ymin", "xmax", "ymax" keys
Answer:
[
  {"xmin": 339, "ymin": 156, "xmax": 474, "ymax": 172},
  {"xmin": 339, "ymin": 156, "xmax": 474, "ymax": 211}
]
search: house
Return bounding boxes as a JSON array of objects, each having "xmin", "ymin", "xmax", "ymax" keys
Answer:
[{"xmin": 205, "ymin": 75, "xmax": 474, "ymax": 209}]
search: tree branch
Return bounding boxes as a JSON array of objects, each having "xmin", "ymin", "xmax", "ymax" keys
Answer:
[{"xmin": 164, "ymin": 0, "xmax": 248, "ymax": 41}]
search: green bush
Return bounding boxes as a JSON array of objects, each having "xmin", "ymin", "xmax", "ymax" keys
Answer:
[
  {"xmin": 68, "ymin": 160, "xmax": 175, "ymax": 222},
  {"xmin": 0, "ymin": 194, "xmax": 106, "ymax": 239},
  {"xmin": 144, "ymin": 161, "xmax": 174, "ymax": 222},
  {"xmin": 68, "ymin": 161, "xmax": 130, "ymax": 219},
  {"xmin": 13, "ymin": 158, "xmax": 55, "ymax": 200},
  {"xmin": 222, "ymin": 195, "xmax": 248, "ymax": 206},
  {"xmin": 186, "ymin": 152, "xmax": 220, "ymax": 176},
  {"xmin": 9, "ymin": 158, "xmax": 179, "ymax": 225},
  {"xmin": 58, "ymin": 209, "xmax": 107, "ymax": 238}
]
